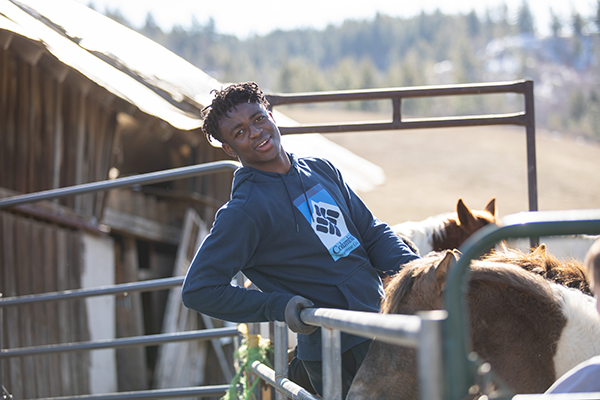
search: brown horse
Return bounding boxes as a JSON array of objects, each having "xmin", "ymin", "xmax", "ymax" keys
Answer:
[
  {"xmin": 347, "ymin": 250, "xmax": 600, "ymax": 400},
  {"xmin": 391, "ymin": 198, "xmax": 497, "ymax": 256}
]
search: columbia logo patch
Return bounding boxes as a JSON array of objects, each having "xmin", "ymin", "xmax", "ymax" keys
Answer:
[
  {"xmin": 293, "ymin": 183, "xmax": 360, "ymax": 261},
  {"xmin": 313, "ymin": 202, "xmax": 341, "ymax": 236}
]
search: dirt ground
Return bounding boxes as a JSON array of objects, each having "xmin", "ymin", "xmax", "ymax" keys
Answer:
[{"xmin": 281, "ymin": 107, "xmax": 600, "ymax": 227}]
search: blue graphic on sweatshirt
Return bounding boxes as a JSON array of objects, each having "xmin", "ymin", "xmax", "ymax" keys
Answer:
[{"xmin": 293, "ymin": 183, "xmax": 360, "ymax": 261}]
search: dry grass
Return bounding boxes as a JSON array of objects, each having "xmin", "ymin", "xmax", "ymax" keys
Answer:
[{"xmin": 280, "ymin": 107, "xmax": 600, "ymax": 226}]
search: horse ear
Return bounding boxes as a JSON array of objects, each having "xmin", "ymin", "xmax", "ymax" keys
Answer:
[
  {"xmin": 485, "ymin": 198, "xmax": 497, "ymax": 217},
  {"xmin": 457, "ymin": 199, "xmax": 477, "ymax": 228},
  {"xmin": 531, "ymin": 243, "xmax": 547, "ymax": 255},
  {"xmin": 436, "ymin": 250, "xmax": 459, "ymax": 280}
]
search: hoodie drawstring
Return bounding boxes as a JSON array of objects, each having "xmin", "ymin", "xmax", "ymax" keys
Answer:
[
  {"xmin": 281, "ymin": 176, "xmax": 301, "ymax": 232},
  {"xmin": 296, "ymin": 167, "xmax": 313, "ymax": 224},
  {"xmin": 281, "ymin": 165, "xmax": 313, "ymax": 233}
]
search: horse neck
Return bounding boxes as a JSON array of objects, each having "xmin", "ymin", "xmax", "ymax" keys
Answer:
[
  {"xmin": 430, "ymin": 216, "xmax": 467, "ymax": 251},
  {"xmin": 393, "ymin": 213, "xmax": 452, "ymax": 254}
]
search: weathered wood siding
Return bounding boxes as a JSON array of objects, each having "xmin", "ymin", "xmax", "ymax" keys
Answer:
[
  {"xmin": 0, "ymin": 44, "xmax": 117, "ymax": 221},
  {"xmin": 0, "ymin": 213, "xmax": 91, "ymax": 398}
]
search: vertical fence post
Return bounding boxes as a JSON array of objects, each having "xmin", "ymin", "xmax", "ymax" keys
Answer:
[
  {"xmin": 0, "ymin": 293, "xmax": 3, "ymax": 391},
  {"xmin": 524, "ymin": 80, "xmax": 539, "ymax": 248},
  {"xmin": 274, "ymin": 321, "xmax": 288, "ymax": 400},
  {"xmin": 418, "ymin": 310, "xmax": 447, "ymax": 400},
  {"xmin": 322, "ymin": 327, "xmax": 341, "ymax": 400}
]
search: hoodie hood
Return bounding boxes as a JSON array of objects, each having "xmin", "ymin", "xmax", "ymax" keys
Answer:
[
  {"xmin": 231, "ymin": 152, "xmax": 298, "ymax": 193},
  {"xmin": 231, "ymin": 152, "xmax": 310, "ymax": 231}
]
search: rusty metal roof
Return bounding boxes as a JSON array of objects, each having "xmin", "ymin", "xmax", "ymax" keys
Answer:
[{"xmin": 2, "ymin": 0, "xmax": 222, "ymax": 130}]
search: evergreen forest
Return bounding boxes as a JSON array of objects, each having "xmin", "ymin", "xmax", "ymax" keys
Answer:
[{"xmin": 100, "ymin": 1, "xmax": 600, "ymax": 140}]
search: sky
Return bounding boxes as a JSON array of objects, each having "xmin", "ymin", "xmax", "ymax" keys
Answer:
[{"xmin": 73, "ymin": 0, "xmax": 598, "ymax": 38}]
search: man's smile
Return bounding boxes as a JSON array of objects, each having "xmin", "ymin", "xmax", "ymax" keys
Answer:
[{"xmin": 256, "ymin": 137, "xmax": 271, "ymax": 150}]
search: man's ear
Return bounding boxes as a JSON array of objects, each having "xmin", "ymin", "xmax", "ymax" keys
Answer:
[{"xmin": 222, "ymin": 142, "xmax": 237, "ymax": 158}]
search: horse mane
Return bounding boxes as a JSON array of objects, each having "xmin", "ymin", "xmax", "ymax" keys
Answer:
[
  {"xmin": 483, "ymin": 244, "xmax": 591, "ymax": 295},
  {"xmin": 381, "ymin": 252, "xmax": 453, "ymax": 315},
  {"xmin": 382, "ymin": 249, "xmax": 567, "ymax": 316}
]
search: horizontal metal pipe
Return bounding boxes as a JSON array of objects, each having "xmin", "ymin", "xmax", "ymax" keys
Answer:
[
  {"xmin": 0, "ymin": 327, "xmax": 238, "ymax": 358},
  {"xmin": 27, "ymin": 384, "xmax": 231, "ymax": 400},
  {"xmin": 250, "ymin": 361, "xmax": 321, "ymax": 400},
  {"xmin": 0, "ymin": 160, "xmax": 240, "ymax": 209},
  {"xmin": 267, "ymin": 80, "xmax": 526, "ymax": 105},
  {"xmin": 279, "ymin": 113, "xmax": 526, "ymax": 135},
  {"xmin": 513, "ymin": 394, "xmax": 600, "ymax": 400},
  {"xmin": 0, "ymin": 276, "xmax": 185, "ymax": 307},
  {"xmin": 300, "ymin": 308, "xmax": 421, "ymax": 347}
]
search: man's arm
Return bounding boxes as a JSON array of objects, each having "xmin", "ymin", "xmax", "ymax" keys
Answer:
[
  {"xmin": 323, "ymin": 159, "xmax": 419, "ymax": 272},
  {"xmin": 181, "ymin": 206, "xmax": 294, "ymax": 322}
]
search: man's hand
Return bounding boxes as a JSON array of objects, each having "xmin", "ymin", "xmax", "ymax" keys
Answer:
[{"xmin": 284, "ymin": 296, "xmax": 317, "ymax": 335}]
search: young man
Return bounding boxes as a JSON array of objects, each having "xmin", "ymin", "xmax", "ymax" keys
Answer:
[{"xmin": 181, "ymin": 81, "xmax": 419, "ymax": 397}]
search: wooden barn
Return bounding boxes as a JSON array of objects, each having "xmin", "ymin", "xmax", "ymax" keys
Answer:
[{"xmin": 0, "ymin": 0, "xmax": 236, "ymax": 397}]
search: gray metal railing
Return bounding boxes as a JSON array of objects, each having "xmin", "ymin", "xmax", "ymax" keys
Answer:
[
  {"xmin": 0, "ymin": 160, "xmax": 240, "ymax": 210},
  {"xmin": 0, "ymin": 160, "xmax": 241, "ymax": 399},
  {"xmin": 0, "ymin": 278, "xmax": 238, "ymax": 400},
  {"xmin": 246, "ymin": 308, "xmax": 447, "ymax": 400},
  {"xmin": 266, "ymin": 79, "xmax": 538, "ymax": 215}
]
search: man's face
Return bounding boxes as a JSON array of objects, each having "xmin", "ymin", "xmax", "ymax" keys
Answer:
[{"xmin": 219, "ymin": 102, "xmax": 289, "ymax": 173}]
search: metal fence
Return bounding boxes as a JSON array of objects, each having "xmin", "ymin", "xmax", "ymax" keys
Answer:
[
  {"xmin": 0, "ymin": 278, "xmax": 237, "ymax": 400},
  {"xmin": 266, "ymin": 79, "xmax": 538, "ymax": 215},
  {"xmin": 0, "ymin": 160, "xmax": 242, "ymax": 399}
]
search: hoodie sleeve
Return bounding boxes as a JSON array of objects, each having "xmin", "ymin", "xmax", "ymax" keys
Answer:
[
  {"xmin": 182, "ymin": 205, "xmax": 294, "ymax": 322},
  {"xmin": 322, "ymin": 159, "xmax": 420, "ymax": 273}
]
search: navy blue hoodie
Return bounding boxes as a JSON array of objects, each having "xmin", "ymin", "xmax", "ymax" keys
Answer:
[{"xmin": 182, "ymin": 153, "xmax": 419, "ymax": 361}]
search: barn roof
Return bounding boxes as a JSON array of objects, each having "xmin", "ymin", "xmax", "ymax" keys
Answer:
[
  {"xmin": 1, "ymin": 0, "xmax": 385, "ymax": 192},
  {"xmin": 1, "ymin": 0, "xmax": 216, "ymax": 130}
]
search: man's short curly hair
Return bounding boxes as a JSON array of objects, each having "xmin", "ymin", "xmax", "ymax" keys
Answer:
[{"xmin": 201, "ymin": 81, "xmax": 271, "ymax": 145}]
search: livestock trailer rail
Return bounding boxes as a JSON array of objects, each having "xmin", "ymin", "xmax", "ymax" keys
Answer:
[{"xmin": 266, "ymin": 79, "xmax": 538, "ymax": 214}]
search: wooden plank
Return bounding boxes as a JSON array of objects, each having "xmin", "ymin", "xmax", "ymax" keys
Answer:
[
  {"xmin": 115, "ymin": 236, "xmax": 149, "ymax": 390},
  {"xmin": 55, "ymin": 229, "xmax": 73, "ymax": 393},
  {"xmin": 16, "ymin": 218, "xmax": 36, "ymax": 398},
  {"xmin": 0, "ymin": 188, "xmax": 104, "ymax": 235},
  {"xmin": 29, "ymin": 64, "xmax": 42, "ymax": 193},
  {"xmin": 0, "ymin": 48, "xmax": 7, "ymax": 184},
  {"xmin": 52, "ymin": 82, "xmax": 64, "ymax": 191},
  {"xmin": 154, "ymin": 208, "xmax": 232, "ymax": 392},
  {"xmin": 16, "ymin": 59, "xmax": 29, "ymax": 194},
  {"xmin": 42, "ymin": 69, "xmax": 56, "ymax": 192},
  {"xmin": 43, "ymin": 224, "xmax": 61, "ymax": 396},
  {"xmin": 4, "ymin": 50, "xmax": 17, "ymax": 190},
  {"xmin": 61, "ymin": 85, "xmax": 77, "ymax": 209},
  {"xmin": 74, "ymin": 90, "xmax": 86, "ymax": 211},
  {"xmin": 102, "ymin": 208, "xmax": 181, "ymax": 245},
  {"xmin": 92, "ymin": 105, "xmax": 109, "ymax": 220},
  {"xmin": 1, "ymin": 213, "xmax": 23, "ymax": 399},
  {"xmin": 31, "ymin": 221, "xmax": 51, "ymax": 396},
  {"xmin": 68, "ymin": 231, "xmax": 90, "ymax": 394}
]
